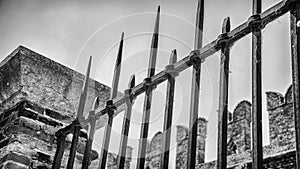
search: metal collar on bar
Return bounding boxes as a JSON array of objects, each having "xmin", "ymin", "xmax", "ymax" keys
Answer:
[
  {"xmin": 164, "ymin": 64, "xmax": 179, "ymax": 78},
  {"xmin": 124, "ymin": 88, "xmax": 135, "ymax": 102},
  {"xmin": 189, "ymin": 50, "xmax": 203, "ymax": 65},
  {"xmin": 216, "ymin": 32, "xmax": 231, "ymax": 48},
  {"xmin": 247, "ymin": 14, "xmax": 262, "ymax": 31},
  {"xmin": 72, "ymin": 118, "xmax": 82, "ymax": 128},
  {"xmin": 143, "ymin": 77, "xmax": 156, "ymax": 90},
  {"xmin": 105, "ymin": 100, "xmax": 116, "ymax": 116}
]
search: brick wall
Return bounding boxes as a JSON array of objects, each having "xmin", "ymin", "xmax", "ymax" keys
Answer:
[
  {"xmin": 0, "ymin": 46, "xmax": 128, "ymax": 168},
  {"xmin": 0, "ymin": 100, "xmax": 99, "ymax": 168},
  {"xmin": 175, "ymin": 118, "xmax": 208, "ymax": 169}
]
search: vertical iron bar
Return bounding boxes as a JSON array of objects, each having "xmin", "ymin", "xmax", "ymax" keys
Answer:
[
  {"xmin": 136, "ymin": 6, "xmax": 160, "ymax": 169},
  {"xmin": 98, "ymin": 106, "xmax": 113, "ymax": 169},
  {"xmin": 217, "ymin": 17, "xmax": 231, "ymax": 169},
  {"xmin": 82, "ymin": 97, "xmax": 100, "ymax": 169},
  {"xmin": 52, "ymin": 134, "xmax": 66, "ymax": 169},
  {"xmin": 187, "ymin": 0, "xmax": 204, "ymax": 168},
  {"xmin": 98, "ymin": 32, "xmax": 124, "ymax": 169},
  {"xmin": 67, "ymin": 56, "xmax": 92, "ymax": 169},
  {"xmin": 290, "ymin": 3, "xmax": 300, "ymax": 169},
  {"xmin": 67, "ymin": 119, "xmax": 81, "ymax": 169},
  {"xmin": 251, "ymin": 0, "xmax": 263, "ymax": 169},
  {"xmin": 117, "ymin": 75, "xmax": 135, "ymax": 169},
  {"xmin": 160, "ymin": 50, "xmax": 177, "ymax": 169}
]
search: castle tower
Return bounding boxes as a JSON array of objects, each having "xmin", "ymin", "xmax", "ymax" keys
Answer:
[
  {"xmin": 176, "ymin": 117, "xmax": 208, "ymax": 168},
  {"xmin": 0, "ymin": 46, "xmax": 123, "ymax": 168},
  {"xmin": 266, "ymin": 85, "xmax": 296, "ymax": 152},
  {"xmin": 227, "ymin": 101, "xmax": 251, "ymax": 155}
]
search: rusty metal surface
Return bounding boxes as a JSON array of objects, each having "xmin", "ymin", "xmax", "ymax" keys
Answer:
[
  {"xmin": 217, "ymin": 17, "xmax": 231, "ymax": 169},
  {"xmin": 67, "ymin": 119, "xmax": 82, "ymax": 169},
  {"xmin": 251, "ymin": 0, "xmax": 263, "ymax": 169},
  {"xmin": 187, "ymin": 0, "xmax": 204, "ymax": 168},
  {"xmin": 290, "ymin": 4, "xmax": 300, "ymax": 169},
  {"xmin": 52, "ymin": 134, "xmax": 67, "ymax": 169}
]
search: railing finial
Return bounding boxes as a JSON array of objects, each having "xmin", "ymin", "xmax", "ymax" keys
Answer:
[
  {"xmin": 222, "ymin": 17, "xmax": 231, "ymax": 33},
  {"xmin": 93, "ymin": 96, "xmax": 100, "ymax": 110},
  {"xmin": 170, "ymin": 49, "xmax": 177, "ymax": 64},
  {"xmin": 77, "ymin": 55, "xmax": 92, "ymax": 120},
  {"xmin": 110, "ymin": 32, "xmax": 124, "ymax": 100},
  {"xmin": 128, "ymin": 74, "xmax": 135, "ymax": 89}
]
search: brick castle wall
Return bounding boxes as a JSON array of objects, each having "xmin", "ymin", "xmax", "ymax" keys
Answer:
[{"xmin": 0, "ymin": 46, "xmax": 130, "ymax": 168}]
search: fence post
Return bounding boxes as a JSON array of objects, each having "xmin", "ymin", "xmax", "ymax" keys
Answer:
[
  {"xmin": 52, "ymin": 133, "xmax": 67, "ymax": 169},
  {"xmin": 67, "ymin": 119, "xmax": 82, "ymax": 169},
  {"xmin": 98, "ymin": 32, "xmax": 124, "ymax": 169},
  {"xmin": 187, "ymin": 0, "xmax": 204, "ymax": 168},
  {"xmin": 81, "ymin": 97, "xmax": 100, "ymax": 169},
  {"xmin": 217, "ymin": 17, "xmax": 231, "ymax": 169},
  {"xmin": 117, "ymin": 75, "xmax": 135, "ymax": 169},
  {"xmin": 251, "ymin": 0, "xmax": 263, "ymax": 168},
  {"xmin": 67, "ymin": 56, "xmax": 92, "ymax": 169},
  {"xmin": 290, "ymin": 3, "xmax": 300, "ymax": 169},
  {"xmin": 136, "ymin": 6, "xmax": 160, "ymax": 169},
  {"xmin": 160, "ymin": 50, "xmax": 178, "ymax": 169}
]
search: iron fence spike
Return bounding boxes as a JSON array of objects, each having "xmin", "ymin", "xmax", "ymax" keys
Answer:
[
  {"xmin": 169, "ymin": 49, "xmax": 177, "ymax": 64},
  {"xmin": 128, "ymin": 74, "xmax": 135, "ymax": 89},
  {"xmin": 222, "ymin": 17, "xmax": 231, "ymax": 33},
  {"xmin": 93, "ymin": 96, "xmax": 100, "ymax": 110},
  {"xmin": 194, "ymin": 0, "xmax": 204, "ymax": 50},
  {"xmin": 147, "ymin": 5, "xmax": 160, "ymax": 77},
  {"xmin": 76, "ymin": 56, "xmax": 92, "ymax": 120},
  {"xmin": 110, "ymin": 32, "xmax": 124, "ymax": 100}
]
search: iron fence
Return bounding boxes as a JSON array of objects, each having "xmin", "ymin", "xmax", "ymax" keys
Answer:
[{"xmin": 52, "ymin": 0, "xmax": 300, "ymax": 169}]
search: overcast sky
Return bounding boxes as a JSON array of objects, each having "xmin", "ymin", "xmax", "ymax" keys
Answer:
[{"xmin": 0, "ymin": 0, "xmax": 292, "ymax": 168}]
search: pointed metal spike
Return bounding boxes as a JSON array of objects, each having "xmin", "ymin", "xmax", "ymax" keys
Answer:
[
  {"xmin": 194, "ymin": 0, "xmax": 204, "ymax": 50},
  {"xmin": 222, "ymin": 17, "xmax": 231, "ymax": 33},
  {"xmin": 110, "ymin": 32, "xmax": 124, "ymax": 100},
  {"xmin": 153, "ymin": 6, "xmax": 160, "ymax": 35},
  {"xmin": 92, "ymin": 96, "xmax": 100, "ymax": 110},
  {"xmin": 147, "ymin": 6, "xmax": 160, "ymax": 77},
  {"xmin": 169, "ymin": 49, "xmax": 177, "ymax": 64},
  {"xmin": 128, "ymin": 74, "xmax": 135, "ymax": 89},
  {"xmin": 77, "ymin": 56, "xmax": 92, "ymax": 119}
]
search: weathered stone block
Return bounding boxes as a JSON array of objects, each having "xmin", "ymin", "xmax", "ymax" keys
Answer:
[{"xmin": 0, "ymin": 46, "xmax": 123, "ymax": 129}]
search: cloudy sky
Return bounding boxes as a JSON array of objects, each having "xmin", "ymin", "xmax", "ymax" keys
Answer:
[{"xmin": 0, "ymin": 0, "xmax": 292, "ymax": 168}]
